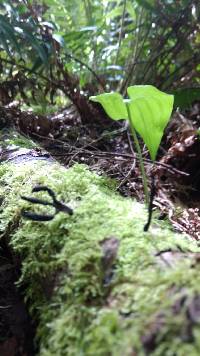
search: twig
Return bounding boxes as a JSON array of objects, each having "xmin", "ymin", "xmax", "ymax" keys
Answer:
[
  {"xmin": 120, "ymin": 7, "xmax": 144, "ymax": 95},
  {"xmin": 127, "ymin": 130, "xmax": 135, "ymax": 156},
  {"xmin": 114, "ymin": 0, "xmax": 127, "ymax": 65},
  {"xmin": 52, "ymin": 149, "xmax": 188, "ymax": 177},
  {"xmin": 64, "ymin": 53, "xmax": 105, "ymax": 91},
  {"xmin": 27, "ymin": 129, "xmax": 189, "ymax": 178},
  {"xmin": 117, "ymin": 162, "xmax": 136, "ymax": 189}
]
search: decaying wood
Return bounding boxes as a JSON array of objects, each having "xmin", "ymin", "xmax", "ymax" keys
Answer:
[{"xmin": 1, "ymin": 129, "xmax": 200, "ymax": 355}]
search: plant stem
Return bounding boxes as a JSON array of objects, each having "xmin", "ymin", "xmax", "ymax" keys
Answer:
[{"xmin": 126, "ymin": 104, "xmax": 149, "ymax": 206}]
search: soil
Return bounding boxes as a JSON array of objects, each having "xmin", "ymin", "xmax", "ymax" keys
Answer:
[{"xmin": 40, "ymin": 103, "xmax": 200, "ymax": 238}]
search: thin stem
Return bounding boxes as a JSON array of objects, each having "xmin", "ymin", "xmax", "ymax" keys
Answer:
[
  {"xmin": 114, "ymin": 0, "xmax": 127, "ymax": 65},
  {"xmin": 126, "ymin": 104, "xmax": 149, "ymax": 206},
  {"xmin": 120, "ymin": 7, "xmax": 144, "ymax": 95}
]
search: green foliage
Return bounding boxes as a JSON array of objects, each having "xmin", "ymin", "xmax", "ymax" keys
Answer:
[
  {"xmin": 0, "ymin": 14, "xmax": 21, "ymax": 56},
  {"xmin": 127, "ymin": 86, "xmax": 174, "ymax": 160},
  {"xmin": 90, "ymin": 85, "xmax": 174, "ymax": 161},
  {"xmin": 0, "ymin": 8, "xmax": 49, "ymax": 64},
  {"xmin": 173, "ymin": 87, "xmax": 200, "ymax": 109},
  {"xmin": 90, "ymin": 92, "xmax": 128, "ymax": 120},
  {"xmin": 0, "ymin": 1, "xmax": 199, "ymax": 111},
  {"xmin": 90, "ymin": 85, "xmax": 173, "ymax": 205}
]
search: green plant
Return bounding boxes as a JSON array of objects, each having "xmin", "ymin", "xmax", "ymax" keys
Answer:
[
  {"xmin": 0, "ymin": 1, "xmax": 198, "ymax": 117},
  {"xmin": 90, "ymin": 85, "xmax": 174, "ymax": 207}
]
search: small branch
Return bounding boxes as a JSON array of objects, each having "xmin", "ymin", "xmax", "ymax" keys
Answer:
[
  {"xmin": 64, "ymin": 53, "xmax": 106, "ymax": 91},
  {"xmin": 114, "ymin": 0, "xmax": 127, "ymax": 65}
]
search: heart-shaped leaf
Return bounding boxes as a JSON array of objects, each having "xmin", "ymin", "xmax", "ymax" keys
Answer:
[
  {"xmin": 127, "ymin": 85, "xmax": 171, "ymax": 102},
  {"xmin": 127, "ymin": 85, "xmax": 174, "ymax": 160},
  {"xmin": 89, "ymin": 92, "xmax": 128, "ymax": 120}
]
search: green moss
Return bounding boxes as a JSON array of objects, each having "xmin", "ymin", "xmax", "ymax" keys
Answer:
[
  {"xmin": 1, "ymin": 161, "xmax": 200, "ymax": 355},
  {"xmin": 0, "ymin": 129, "xmax": 37, "ymax": 149}
]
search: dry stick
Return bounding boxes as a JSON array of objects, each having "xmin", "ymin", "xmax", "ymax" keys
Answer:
[
  {"xmin": 157, "ymin": 27, "xmax": 193, "ymax": 80},
  {"xmin": 29, "ymin": 131, "xmax": 189, "ymax": 177},
  {"xmin": 120, "ymin": 8, "xmax": 145, "ymax": 95},
  {"xmin": 114, "ymin": 0, "xmax": 127, "ymax": 65},
  {"xmin": 83, "ymin": 0, "xmax": 93, "ymax": 24},
  {"xmin": 55, "ymin": 127, "xmax": 127, "ymax": 164},
  {"xmin": 141, "ymin": 7, "xmax": 192, "ymax": 84},
  {"xmin": 127, "ymin": 130, "xmax": 136, "ymax": 156},
  {"xmin": 124, "ymin": 25, "xmax": 152, "ymax": 93},
  {"xmin": 64, "ymin": 53, "xmax": 105, "ymax": 91},
  {"xmin": 140, "ymin": 13, "xmax": 184, "ymax": 84},
  {"xmin": 137, "ymin": 26, "xmax": 168, "ymax": 84},
  {"xmin": 1, "ymin": 51, "xmax": 104, "ymax": 93},
  {"xmin": 0, "ymin": 57, "xmax": 63, "ymax": 91},
  {"xmin": 117, "ymin": 162, "xmax": 136, "ymax": 189},
  {"xmin": 116, "ymin": 131, "xmax": 136, "ymax": 189},
  {"xmin": 157, "ymin": 30, "xmax": 197, "ymax": 89},
  {"xmin": 25, "ymin": 129, "xmax": 123, "ymax": 152},
  {"xmin": 1, "ymin": 56, "xmax": 99, "ymax": 122},
  {"xmin": 162, "ymin": 55, "xmax": 200, "ymax": 91},
  {"xmin": 52, "ymin": 149, "xmax": 188, "ymax": 177}
]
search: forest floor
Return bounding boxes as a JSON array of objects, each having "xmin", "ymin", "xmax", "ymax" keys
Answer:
[
  {"xmin": 42, "ymin": 102, "xmax": 200, "ymax": 238},
  {"xmin": 0, "ymin": 102, "xmax": 200, "ymax": 355}
]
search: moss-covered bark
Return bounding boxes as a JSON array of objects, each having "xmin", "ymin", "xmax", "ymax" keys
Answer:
[{"xmin": 1, "ymin": 143, "xmax": 200, "ymax": 355}]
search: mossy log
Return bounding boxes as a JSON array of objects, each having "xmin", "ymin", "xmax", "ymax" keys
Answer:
[{"xmin": 1, "ymin": 131, "xmax": 200, "ymax": 356}]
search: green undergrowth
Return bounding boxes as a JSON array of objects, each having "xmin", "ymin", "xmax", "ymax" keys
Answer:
[
  {"xmin": 1, "ymin": 161, "xmax": 200, "ymax": 355},
  {"xmin": 0, "ymin": 129, "xmax": 37, "ymax": 149}
]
